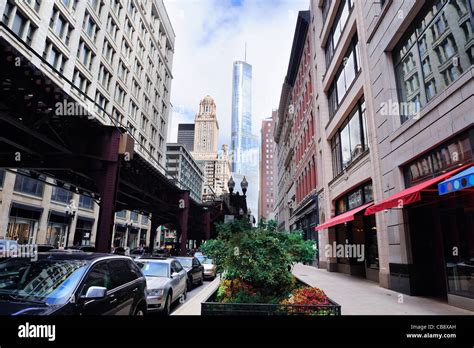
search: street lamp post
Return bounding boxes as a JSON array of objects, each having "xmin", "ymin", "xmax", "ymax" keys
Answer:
[
  {"xmin": 64, "ymin": 200, "xmax": 77, "ymax": 249},
  {"xmin": 124, "ymin": 220, "xmax": 133, "ymax": 252}
]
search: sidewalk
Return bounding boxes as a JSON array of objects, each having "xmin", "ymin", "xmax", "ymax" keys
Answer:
[
  {"xmin": 171, "ymin": 276, "xmax": 220, "ymax": 315},
  {"xmin": 293, "ymin": 264, "xmax": 473, "ymax": 315}
]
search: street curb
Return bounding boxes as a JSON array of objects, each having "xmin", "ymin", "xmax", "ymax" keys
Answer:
[{"xmin": 171, "ymin": 276, "xmax": 221, "ymax": 315}]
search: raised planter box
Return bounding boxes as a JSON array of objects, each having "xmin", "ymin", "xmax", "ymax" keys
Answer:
[{"xmin": 201, "ymin": 279, "xmax": 341, "ymax": 316}]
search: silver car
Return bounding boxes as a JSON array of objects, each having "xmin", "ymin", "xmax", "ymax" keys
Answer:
[{"xmin": 137, "ymin": 258, "xmax": 187, "ymax": 315}]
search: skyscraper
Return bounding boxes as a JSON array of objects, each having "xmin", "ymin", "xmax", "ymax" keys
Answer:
[
  {"xmin": 259, "ymin": 117, "xmax": 276, "ymax": 221},
  {"xmin": 177, "ymin": 124, "xmax": 195, "ymax": 152},
  {"xmin": 192, "ymin": 96, "xmax": 231, "ymax": 202},
  {"xmin": 231, "ymin": 61, "xmax": 260, "ymax": 220}
]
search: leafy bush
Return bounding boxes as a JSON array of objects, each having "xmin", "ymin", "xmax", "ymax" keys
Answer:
[{"xmin": 203, "ymin": 219, "xmax": 317, "ymax": 301}]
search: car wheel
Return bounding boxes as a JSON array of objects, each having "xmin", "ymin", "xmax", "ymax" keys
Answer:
[
  {"xmin": 134, "ymin": 304, "xmax": 145, "ymax": 316},
  {"xmin": 182, "ymin": 285, "xmax": 187, "ymax": 300},
  {"xmin": 163, "ymin": 292, "xmax": 172, "ymax": 316},
  {"xmin": 198, "ymin": 272, "xmax": 204, "ymax": 285}
]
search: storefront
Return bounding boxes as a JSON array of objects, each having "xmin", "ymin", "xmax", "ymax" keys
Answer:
[
  {"xmin": 366, "ymin": 129, "xmax": 474, "ymax": 310},
  {"xmin": 6, "ymin": 202, "xmax": 42, "ymax": 244},
  {"xmin": 46, "ymin": 211, "xmax": 69, "ymax": 248},
  {"xmin": 73, "ymin": 217, "xmax": 94, "ymax": 246},
  {"xmin": 316, "ymin": 181, "xmax": 379, "ymax": 282},
  {"xmin": 139, "ymin": 228, "xmax": 147, "ymax": 248},
  {"xmin": 113, "ymin": 224, "xmax": 126, "ymax": 248},
  {"xmin": 127, "ymin": 227, "xmax": 139, "ymax": 250}
]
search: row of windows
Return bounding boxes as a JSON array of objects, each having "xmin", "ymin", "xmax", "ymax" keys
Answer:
[
  {"xmin": 8, "ymin": 170, "xmax": 95, "ymax": 210},
  {"xmin": 394, "ymin": 0, "xmax": 473, "ymax": 123}
]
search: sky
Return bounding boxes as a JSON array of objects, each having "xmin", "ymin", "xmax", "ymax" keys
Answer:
[{"xmin": 163, "ymin": 0, "xmax": 309, "ymax": 147}]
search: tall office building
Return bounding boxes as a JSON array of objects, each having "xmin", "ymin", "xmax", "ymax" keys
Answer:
[
  {"xmin": 231, "ymin": 61, "xmax": 260, "ymax": 219},
  {"xmin": 259, "ymin": 117, "xmax": 276, "ymax": 220},
  {"xmin": 177, "ymin": 124, "xmax": 195, "ymax": 151},
  {"xmin": 191, "ymin": 96, "xmax": 231, "ymax": 202},
  {"xmin": 0, "ymin": 0, "xmax": 175, "ymax": 249}
]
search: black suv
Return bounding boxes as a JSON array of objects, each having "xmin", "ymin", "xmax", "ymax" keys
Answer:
[{"xmin": 0, "ymin": 252, "xmax": 147, "ymax": 315}]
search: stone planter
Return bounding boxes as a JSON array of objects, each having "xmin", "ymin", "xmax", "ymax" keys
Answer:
[{"xmin": 201, "ymin": 279, "xmax": 341, "ymax": 316}]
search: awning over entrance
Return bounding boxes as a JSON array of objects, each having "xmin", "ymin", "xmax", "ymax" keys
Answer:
[
  {"xmin": 315, "ymin": 202, "xmax": 373, "ymax": 231},
  {"xmin": 365, "ymin": 164, "xmax": 471, "ymax": 216},
  {"xmin": 438, "ymin": 166, "xmax": 474, "ymax": 195}
]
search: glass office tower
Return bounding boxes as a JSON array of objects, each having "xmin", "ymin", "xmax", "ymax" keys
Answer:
[{"xmin": 231, "ymin": 61, "xmax": 260, "ymax": 220}]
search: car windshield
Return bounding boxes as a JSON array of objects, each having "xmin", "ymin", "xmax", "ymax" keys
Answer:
[
  {"xmin": 0, "ymin": 258, "xmax": 88, "ymax": 306},
  {"xmin": 196, "ymin": 256, "xmax": 205, "ymax": 263},
  {"xmin": 176, "ymin": 258, "xmax": 192, "ymax": 267},
  {"xmin": 139, "ymin": 262, "xmax": 169, "ymax": 278},
  {"xmin": 202, "ymin": 258, "xmax": 214, "ymax": 265}
]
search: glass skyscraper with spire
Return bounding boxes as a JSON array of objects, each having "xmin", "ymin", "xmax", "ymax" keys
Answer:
[{"xmin": 231, "ymin": 61, "xmax": 260, "ymax": 220}]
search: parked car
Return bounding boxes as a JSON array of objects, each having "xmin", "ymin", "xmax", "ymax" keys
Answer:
[
  {"xmin": 0, "ymin": 252, "xmax": 147, "ymax": 315},
  {"xmin": 130, "ymin": 247, "xmax": 152, "ymax": 260},
  {"xmin": 175, "ymin": 256, "xmax": 204, "ymax": 290},
  {"xmin": 201, "ymin": 258, "xmax": 217, "ymax": 280},
  {"xmin": 67, "ymin": 245, "xmax": 96, "ymax": 253},
  {"xmin": 136, "ymin": 258, "xmax": 187, "ymax": 315}
]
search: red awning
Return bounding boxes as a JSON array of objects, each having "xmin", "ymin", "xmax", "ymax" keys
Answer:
[
  {"xmin": 365, "ymin": 164, "xmax": 471, "ymax": 216},
  {"xmin": 315, "ymin": 202, "xmax": 373, "ymax": 231}
]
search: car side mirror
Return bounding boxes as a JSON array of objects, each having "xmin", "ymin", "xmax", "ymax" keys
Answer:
[
  {"xmin": 171, "ymin": 272, "xmax": 179, "ymax": 278},
  {"xmin": 83, "ymin": 286, "xmax": 107, "ymax": 299}
]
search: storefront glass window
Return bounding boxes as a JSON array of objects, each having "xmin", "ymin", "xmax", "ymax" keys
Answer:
[
  {"xmin": 74, "ymin": 219, "xmax": 93, "ymax": 246},
  {"xmin": 404, "ymin": 132, "xmax": 473, "ymax": 187},
  {"xmin": 442, "ymin": 206, "xmax": 474, "ymax": 299},
  {"xmin": 7, "ymin": 218, "xmax": 36, "ymax": 244},
  {"xmin": 46, "ymin": 222, "xmax": 68, "ymax": 248}
]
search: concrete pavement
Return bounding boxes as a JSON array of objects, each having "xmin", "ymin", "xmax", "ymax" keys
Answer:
[
  {"xmin": 293, "ymin": 263, "xmax": 473, "ymax": 315},
  {"xmin": 171, "ymin": 276, "xmax": 220, "ymax": 315}
]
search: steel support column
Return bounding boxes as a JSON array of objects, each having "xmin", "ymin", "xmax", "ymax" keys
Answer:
[
  {"xmin": 178, "ymin": 191, "xmax": 190, "ymax": 256},
  {"xmin": 93, "ymin": 128, "xmax": 122, "ymax": 253},
  {"xmin": 203, "ymin": 210, "xmax": 211, "ymax": 241}
]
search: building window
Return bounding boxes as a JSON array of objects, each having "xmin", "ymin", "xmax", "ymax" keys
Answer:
[
  {"xmin": 335, "ymin": 181, "xmax": 373, "ymax": 214},
  {"xmin": 43, "ymin": 41, "xmax": 67, "ymax": 73},
  {"xmin": 50, "ymin": 7, "xmax": 72, "ymax": 45},
  {"xmin": 330, "ymin": 99, "xmax": 368, "ymax": 177},
  {"xmin": 73, "ymin": 69, "xmax": 90, "ymax": 94},
  {"xmin": 79, "ymin": 195, "xmax": 94, "ymax": 210},
  {"xmin": 130, "ymin": 211, "xmax": 139, "ymax": 222},
  {"xmin": 77, "ymin": 40, "xmax": 94, "ymax": 69},
  {"xmin": 324, "ymin": 0, "xmax": 354, "ymax": 68},
  {"xmin": 403, "ymin": 131, "xmax": 473, "ymax": 187},
  {"xmin": 116, "ymin": 210, "xmax": 126, "ymax": 219},
  {"xmin": 141, "ymin": 215, "xmax": 148, "ymax": 225},
  {"xmin": 61, "ymin": 0, "xmax": 77, "ymax": 12},
  {"xmin": 13, "ymin": 170, "xmax": 44, "ymax": 197},
  {"xmin": 2, "ymin": 2, "xmax": 37, "ymax": 45},
  {"xmin": 51, "ymin": 186, "xmax": 73, "ymax": 204},
  {"xmin": 393, "ymin": 0, "xmax": 473, "ymax": 124},
  {"xmin": 328, "ymin": 36, "xmax": 360, "ymax": 118},
  {"xmin": 82, "ymin": 12, "xmax": 97, "ymax": 42}
]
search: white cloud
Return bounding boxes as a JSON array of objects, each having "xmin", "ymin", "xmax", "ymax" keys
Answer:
[{"xmin": 164, "ymin": 0, "xmax": 309, "ymax": 146}]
